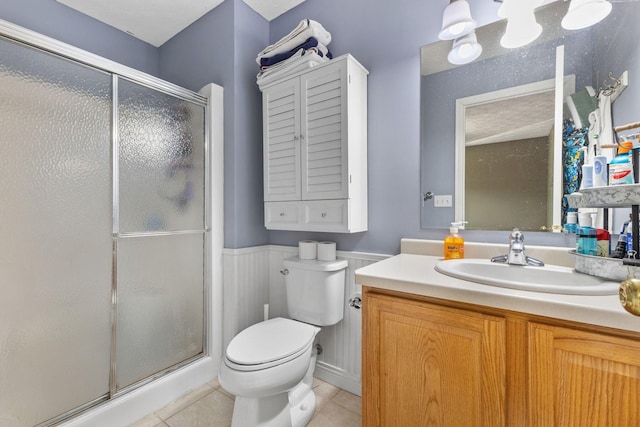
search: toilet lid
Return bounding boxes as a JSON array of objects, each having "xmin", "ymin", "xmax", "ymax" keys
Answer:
[{"xmin": 226, "ymin": 317, "xmax": 319, "ymax": 366}]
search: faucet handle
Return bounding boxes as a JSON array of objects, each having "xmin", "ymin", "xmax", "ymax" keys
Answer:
[{"xmin": 510, "ymin": 228, "xmax": 524, "ymax": 244}]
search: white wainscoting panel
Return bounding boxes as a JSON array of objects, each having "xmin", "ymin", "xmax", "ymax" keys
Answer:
[
  {"xmin": 222, "ymin": 245, "xmax": 389, "ymax": 397},
  {"xmin": 222, "ymin": 246, "xmax": 271, "ymax": 351}
]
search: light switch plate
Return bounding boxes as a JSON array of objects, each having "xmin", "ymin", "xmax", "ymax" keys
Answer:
[{"xmin": 434, "ymin": 195, "xmax": 452, "ymax": 207}]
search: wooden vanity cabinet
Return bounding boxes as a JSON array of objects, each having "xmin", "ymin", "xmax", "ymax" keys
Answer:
[
  {"xmin": 363, "ymin": 287, "xmax": 640, "ymax": 427},
  {"xmin": 363, "ymin": 290, "xmax": 506, "ymax": 426},
  {"xmin": 528, "ymin": 322, "xmax": 640, "ymax": 426}
]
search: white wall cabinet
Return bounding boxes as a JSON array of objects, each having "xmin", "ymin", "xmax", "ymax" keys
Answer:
[{"xmin": 260, "ymin": 54, "xmax": 368, "ymax": 232}]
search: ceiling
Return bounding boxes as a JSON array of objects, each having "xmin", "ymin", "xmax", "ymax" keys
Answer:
[
  {"xmin": 56, "ymin": 0, "xmax": 305, "ymax": 47},
  {"xmin": 465, "ymin": 91, "xmax": 555, "ymax": 146}
]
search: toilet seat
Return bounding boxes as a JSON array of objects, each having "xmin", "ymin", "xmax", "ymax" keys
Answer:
[{"xmin": 225, "ymin": 317, "xmax": 320, "ymax": 372}]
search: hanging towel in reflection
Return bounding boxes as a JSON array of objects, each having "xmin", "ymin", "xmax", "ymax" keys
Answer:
[
  {"xmin": 256, "ymin": 19, "xmax": 331, "ymax": 64},
  {"xmin": 588, "ymin": 92, "xmax": 614, "ymax": 162},
  {"xmin": 564, "ymin": 86, "xmax": 596, "ymax": 129},
  {"xmin": 562, "ymin": 118, "xmax": 588, "ymax": 224}
]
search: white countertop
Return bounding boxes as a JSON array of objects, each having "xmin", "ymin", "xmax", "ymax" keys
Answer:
[{"xmin": 355, "ymin": 240, "xmax": 640, "ymax": 333}]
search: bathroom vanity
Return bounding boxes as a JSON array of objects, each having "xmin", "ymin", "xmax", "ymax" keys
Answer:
[{"xmin": 356, "ymin": 239, "xmax": 640, "ymax": 426}]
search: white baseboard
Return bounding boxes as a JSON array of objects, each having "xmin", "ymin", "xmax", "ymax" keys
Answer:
[{"xmin": 314, "ymin": 361, "xmax": 361, "ymax": 397}]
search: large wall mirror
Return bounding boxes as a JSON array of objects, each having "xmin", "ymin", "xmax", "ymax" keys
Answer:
[{"xmin": 420, "ymin": 0, "xmax": 640, "ymax": 236}]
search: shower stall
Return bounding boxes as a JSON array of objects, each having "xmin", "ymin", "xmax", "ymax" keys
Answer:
[{"xmin": 0, "ymin": 21, "xmax": 220, "ymax": 427}]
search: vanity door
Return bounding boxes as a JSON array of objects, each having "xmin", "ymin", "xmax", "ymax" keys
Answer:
[
  {"xmin": 528, "ymin": 322, "xmax": 640, "ymax": 426},
  {"xmin": 363, "ymin": 291, "xmax": 506, "ymax": 426}
]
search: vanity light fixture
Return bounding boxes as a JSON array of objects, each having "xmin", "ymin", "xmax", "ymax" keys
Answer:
[
  {"xmin": 497, "ymin": 0, "xmax": 543, "ymax": 19},
  {"xmin": 438, "ymin": 0, "xmax": 477, "ymax": 40},
  {"xmin": 500, "ymin": 0, "xmax": 542, "ymax": 49},
  {"xmin": 561, "ymin": 0, "xmax": 612, "ymax": 30},
  {"xmin": 448, "ymin": 31, "xmax": 483, "ymax": 64}
]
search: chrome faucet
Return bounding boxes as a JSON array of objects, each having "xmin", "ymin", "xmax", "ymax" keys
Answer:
[{"xmin": 491, "ymin": 228, "xmax": 544, "ymax": 266}]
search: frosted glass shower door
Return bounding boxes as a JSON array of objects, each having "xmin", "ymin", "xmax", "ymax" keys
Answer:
[
  {"xmin": 115, "ymin": 78, "xmax": 206, "ymax": 390},
  {"xmin": 0, "ymin": 37, "xmax": 113, "ymax": 426}
]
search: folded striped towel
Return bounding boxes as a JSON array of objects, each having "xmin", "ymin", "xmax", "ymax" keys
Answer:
[
  {"xmin": 259, "ymin": 37, "xmax": 330, "ymax": 68},
  {"xmin": 256, "ymin": 19, "xmax": 331, "ymax": 65},
  {"xmin": 257, "ymin": 51, "xmax": 329, "ymax": 87}
]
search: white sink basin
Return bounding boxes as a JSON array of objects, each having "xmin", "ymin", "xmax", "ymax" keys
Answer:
[{"xmin": 435, "ymin": 259, "xmax": 620, "ymax": 295}]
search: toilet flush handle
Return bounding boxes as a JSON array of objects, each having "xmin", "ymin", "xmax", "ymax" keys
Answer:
[
  {"xmin": 349, "ymin": 292, "xmax": 362, "ymax": 310},
  {"xmin": 280, "ymin": 268, "xmax": 289, "ymax": 275}
]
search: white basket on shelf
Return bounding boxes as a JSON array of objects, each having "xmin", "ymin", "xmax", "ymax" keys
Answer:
[
  {"xmin": 567, "ymin": 184, "xmax": 640, "ymax": 209},
  {"xmin": 572, "ymin": 250, "xmax": 640, "ymax": 281}
]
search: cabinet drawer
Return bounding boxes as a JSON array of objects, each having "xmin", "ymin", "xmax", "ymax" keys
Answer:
[
  {"xmin": 264, "ymin": 202, "xmax": 301, "ymax": 229},
  {"xmin": 304, "ymin": 200, "xmax": 349, "ymax": 231}
]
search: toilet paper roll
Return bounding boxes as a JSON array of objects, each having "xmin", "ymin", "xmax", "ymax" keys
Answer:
[
  {"xmin": 298, "ymin": 240, "xmax": 318, "ymax": 260},
  {"xmin": 317, "ymin": 241, "xmax": 337, "ymax": 261}
]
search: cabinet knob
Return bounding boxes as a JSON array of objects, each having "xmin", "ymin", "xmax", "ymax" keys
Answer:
[
  {"xmin": 279, "ymin": 212, "xmax": 285, "ymax": 216},
  {"xmin": 321, "ymin": 212, "xmax": 327, "ymax": 218},
  {"xmin": 620, "ymin": 278, "xmax": 640, "ymax": 316}
]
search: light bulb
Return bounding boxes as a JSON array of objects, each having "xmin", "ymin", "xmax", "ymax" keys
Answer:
[
  {"xmin": 458, "ymin": 43, "xmax": 473, "ymax": 58},
  {"xmin": 562, "ymin": 0, "xmax": 612, "ymax": 30}
]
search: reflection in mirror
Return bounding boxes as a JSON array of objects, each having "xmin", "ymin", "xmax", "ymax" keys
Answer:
[
  {"xmin": 420, "ymin": 0, "xmax": 639, "ymax": 236},
  {"xmin": 455, "ymin": 77, "xmax": 571, "ymax": 231}
]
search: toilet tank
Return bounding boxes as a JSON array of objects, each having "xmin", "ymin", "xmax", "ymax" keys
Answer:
[{"xmin": 282, "ymin": 257, "xmax": 348, "ymax": 326}]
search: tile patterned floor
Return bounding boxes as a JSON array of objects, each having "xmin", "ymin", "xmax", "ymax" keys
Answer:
[{"xmin": 129, "ymin": 377, "xmax": 361, "ymax": 427}]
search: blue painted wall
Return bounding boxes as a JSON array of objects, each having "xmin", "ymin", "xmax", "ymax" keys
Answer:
[
  {"xmin": 265, "ymin": 0, "xmax": 557, "ymax": 254},
  {"xmin": 265, "ymin": 0, "xmax": 436, "ymax": 254},
  {"xmin": 0, "ymin": 0, "xmax": 159, "ymax": 75},
  {"xmin": 4, "ymin": 0, "xmax": 619, "ymax": 255},
  {"xmin": 159, "ymin": 0, "xmax": 271, "ymax": 249}
]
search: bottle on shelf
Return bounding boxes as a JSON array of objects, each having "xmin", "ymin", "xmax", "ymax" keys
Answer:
[
  {"xmin": 609, "ymin": 141, "xmax": 635, "ymax": 186},
  {"xmin": 576, "ymin": 213, "xmax": 597, "ymax": 256},
  {"xmin": 611, "ymin": 213, "xmax": 631, "ymax": 259},
  {"xmin": 563, "ymin": 211, "xmax": 578, "ymax": 234}
]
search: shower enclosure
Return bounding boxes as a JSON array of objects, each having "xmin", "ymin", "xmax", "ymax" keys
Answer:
[{"xmin": 0, "ymin": 23, "xmax": 209, "ymax": 427}]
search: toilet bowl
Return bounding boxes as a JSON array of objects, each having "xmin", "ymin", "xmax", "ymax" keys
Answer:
[
  {"xmin": 219, "ymin": 317, "xmax": 320, "ymax": 427},
  {"xmin": 219, "ymin": 257, "xmax": 348, "ymax": 427}
]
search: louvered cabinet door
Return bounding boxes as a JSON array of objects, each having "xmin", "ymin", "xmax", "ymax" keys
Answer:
[
  {"xmin": 262, "ymin": 78, "xmax": 301, "ymax": 202},
  {"xmin": 260, "ymin": 54, "xmax": 368, "ymax": 232},
  {"xmin": 300, "ymin": 60, "xmax": 349, "ymax": 200}
]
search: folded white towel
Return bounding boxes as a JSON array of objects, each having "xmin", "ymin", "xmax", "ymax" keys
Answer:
[{"xmin": 256, "ymin": 19, "xmax": 331, "ymax": 64}]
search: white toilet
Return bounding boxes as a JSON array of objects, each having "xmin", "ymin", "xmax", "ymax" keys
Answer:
[{"xmin": 219, "ymin": 256, "xmax": 348, "ymax": 427}]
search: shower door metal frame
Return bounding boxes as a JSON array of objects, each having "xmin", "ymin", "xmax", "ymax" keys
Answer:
[{"xmin": 0, "ymin": 18, "xmax": 211, "ymax": 425}]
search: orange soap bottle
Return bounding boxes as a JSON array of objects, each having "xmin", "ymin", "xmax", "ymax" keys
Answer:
[{"xmin": 444, "ymin": 222, "xmax": 465, "ymax": 260}]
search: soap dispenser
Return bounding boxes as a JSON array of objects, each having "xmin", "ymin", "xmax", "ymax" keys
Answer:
[{"xmin": 444, "ymin": 222, "xmax": 465, "ymax": 260}]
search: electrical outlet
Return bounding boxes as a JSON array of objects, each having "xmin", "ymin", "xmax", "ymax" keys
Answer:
[{"xmin": 434, "ymin": 195, "xmax": 452, "ymax": 207}]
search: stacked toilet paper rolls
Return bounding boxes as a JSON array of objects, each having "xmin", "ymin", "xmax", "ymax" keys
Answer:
[
  {"xmin": 298, "ymin": 240, "xmax": 318, "ymax": 260},
  {"xmin": 298, "ymin": 240, "xmax": 337, "ymax": 260},
  {"xmin": 317, "ymin": 241, "xmax": 336, "ymax": 261}
]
